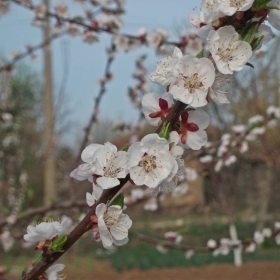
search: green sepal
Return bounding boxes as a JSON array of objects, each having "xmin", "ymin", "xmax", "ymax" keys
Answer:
[
  {"xmin": 251, "ymin": 35, "xmax": 264, "ymax": 50},
  {"xmin": 27, "ymin": 188, "xmax": 34, "ymax": 199},
  {"xmin": 111, "ymin": 193, "xmax": 124, "ymax": 208},
  {"xmin": 253, "ymin": 0, "xmax": 273, "ymax": 8},
  {"xmin": 264, "ymin": 5, "xmax": 280, "ymax": 9},
  {"xmin": 248, "ymin": 122, "xmax": 262, "ymax": 131},
  {"xmin": 158, "ymin": 122, "xmax": 170, "ymax": 140},
  {"xmin": 184, "ymin": 107, "xmax": 196, "ymax": 112},
  {"xmin": 196, "ymin": 49, "xmax": 204, "ymax": 58},
  {"xmin": 32, "ymin": 254, "xmax": 42, "ymax": 266},
  {"xmin": 240, "ymin": 22, "xmax": 260, "ymax": 45},
  {"xmin": 73, "ymin": 16, "xmax": 84, "ymax": 23},
  {"xmin": 50, "ymin": 234, "xmax": 68, "ymax": 252},
  {"xmin": 120, "ymin": 143, "xmax": 129, "ymax": 152},
  {"xmin": 246, "ymin": 62, "xmax": 255, "ymax": 69}
]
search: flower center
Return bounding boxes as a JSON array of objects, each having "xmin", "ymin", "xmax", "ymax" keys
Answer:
[
  {"xmin": 205, "ymin": 1, "xmax": 215, "ymax": 11},
  {"xmin": 216, "ymin": 46, "xmax": 236, "ymax": 63},
  {"xmin": 230, "ymin": 0, "xmax": 246, "ymax": 9},
  {"xmin": 182, "ymin": 73, "xmax": 203, "ymax": 93},
  {"xmin": 103, "ymin": 153, "xmax": 123, "ymax": 178},
  {"xmin": 139, "ymin": 154, "xmax": 157, "ymax": 173}
]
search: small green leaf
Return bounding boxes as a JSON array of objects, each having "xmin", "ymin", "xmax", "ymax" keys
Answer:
[
  {"xmin": 253, "ymin": 0, "xmax": 272, "ymax": 8},
  {"xmin": 196, "ymin": 49, "xmax": 204, "ymax": 58},
  {"xmin": 120, "ymin": 143, "xmax": 129, "ymax": 152},
  {"xmin": 111, "ymin": 193, "xmax": 124, "ymax": 208},
  {"xmin": 240, "ymin": 22, "xmax": 260, "ymax": 45},
  {"xmin": 50, "ymin": 234, "xmax": 68, "ymax": 252},
  {"xmin": 158, "ymin": 122, "xmax": 170, "ymax": 140},
  {"xmin": 251, "ymin": 35, "xmax": 264, "ymax": 50}
]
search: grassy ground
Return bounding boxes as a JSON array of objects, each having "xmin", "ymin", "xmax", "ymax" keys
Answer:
[{"xmin": 2, "ymin": 219, "xmax": 280, "ymax": 279}]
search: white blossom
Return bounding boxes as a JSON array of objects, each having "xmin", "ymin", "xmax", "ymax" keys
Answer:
[
  {"xmin": 83, "ymin": 31, "xmax": 98, "ymax": 44},
  {"xmin": 217, "ymin": 0, "xmax": 254, "ymax": 15},
  {"xmin": 254, "ymin": 231, "xmax": 264, "ymax": 244},
  {"xmin": 164, "ymin": 231, "xmax": 183, "ymax": 244},
  {"xmin": 113, "ymin": 35, "xmax": 130, "ymax": 52},
  {"xmin": 169, "ymin": 55, "xmax": 215, "ymax": 107},
  {"xmin": 199, "ymin": 0, "xmax": 224, "ymax": 24},
  {"xmin": 178, "ymin": 109, "xmax": 210, "ymax": 150},
  {"xmin": 156, "ymin": 244, "xmax": 168, "ymax": 254},
  {"xmin": 262, "ymin": 228, "xmax": 272, "ymax": 238},
  {"xmin": 232, "ymin": 124, "xmax": 246, "ymax": 134},
  {"xmin": 248, "ymin": 115, "xmax": 264, "ymax": 125},
  {"xmin": 245, "ymin": 242, "xmax": 256, "ymax": 253},
  {"xmin": 200, "ymin": 155, "xmax": 213, "ymax": 163},
  {"xmin": 267, "ymin": 106, "xmax": 280, "ymax": 119},
  {"xmin": 128, "ymin": 134, "xmax": 175, "ymax": 189},
  {"xmin": 150, "ymin": 47, "xmax": 183, "ymax": 87},
  {"xmin": 268, "ymin": 0, "xmax": 280, "ymax": 31},
  {"xmin": 86, "ymin": 184, "xmax": 103, "ymax": 207},
  {"xmin": 95, "ymin": 203, "xmax": 132, "ymax": 249},
  {"xmin": 45, "ymin": 264, "xmax": 65, "ymax": 280},
  {"xmin": 54, "ymin": 2, "xmax": 68, "ymax": 18},
  {"xmin": 215, "ymin": 159, "xmax": 223, "ymax": 172},
  {"xmin": 254, "ymin": 24, "xmax": 273, "ymax": 51},
  {"xmin": 66, "ymin": 23, "xmax": 80, "ymax": 37},
  {"xmin": 152, "ymin": 132, "xmax": 184, "ymax": 196},
  {"xmin": 224, "ymin": 155, "xmax": 237, "ymax": 166},
  {"xmin": 130, "ymin": 188, "xmax": 145, "ymax": 201},
  {"xmin": 239, "ymin": 141, "xmax": 248, "ymax": 153},
  {"xmin": 91, "ymin": 143, "xmax": 129, "ymax": 189},
  {"xmin": 207, "ymin": 239, "xmax": 217, "ymax": 248},
  {"xmin": 35, "ymin": 4, "xmax": 46, "ymax": 18},
  {"xmin": 147, "ymin": 28, "xmax": 170, "ymax": 47},
  {"xmin": 185, "ymin": 249, "xmax": 195, "ymax": 259},
  {"xmin": 24, "ymin": 220, "xmax": 68, "ymax": 244},
  {"xmin": 0, "ymin": 230, "xmax": 14, "ymax": 252},
  {"xmin": 95, "ymin": 13, "xmax": 123, "ymax": 29},
  {"xmin": 171, "ymin": 182, "xmax": 189, "ymax": 198},
  {"xmin": 207, "ymin": 26, "xmax": 252, "ymax": 74},
  {"xmin": 184, "ymin": 167, "xmax": 198, "ymax": 181},
  {"xmin": 144, "ymin": 197, "xmax": 158, "ymax": 211},
  {"xmin": 70, "ymin": 143, "xmax": 102, "ymax": 181},
  {"xmin": 208, "ymin": 71, "xmax": 230, "ymax": 104}
]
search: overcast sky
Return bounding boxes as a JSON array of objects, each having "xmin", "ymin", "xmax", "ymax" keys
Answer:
[{"xmin": 0, "ymin": 0, "xmax": 200, "ymax": 146}]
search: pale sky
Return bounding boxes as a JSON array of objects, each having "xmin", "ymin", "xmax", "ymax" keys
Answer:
[{"xmin": 0, "ymin": 0, "xmax": 200, "ymax": 146}]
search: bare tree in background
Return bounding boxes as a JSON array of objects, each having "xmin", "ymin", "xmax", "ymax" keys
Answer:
[{"xmin": 43, "ymin": 0, "xmax": 55, "ymax": 205}]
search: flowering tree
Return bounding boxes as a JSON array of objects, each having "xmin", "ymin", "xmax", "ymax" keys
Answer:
[{"xmin": 1, "ymin": 0, "xmax": 280, "ymax": 279}]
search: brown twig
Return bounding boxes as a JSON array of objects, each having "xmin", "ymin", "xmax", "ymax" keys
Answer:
[
  {"xmin": 0, "ymin": 33, "xmax": 63, "ymax": 73},
  {"xmin": 131, "ymin": 230, "xmax": 209, "ymax": 253},
  {"xmin": 19, "ymin": 99, "xmax": 185, "ymax": 280},
  {"xmin": 0, "ymin": 199, "xmax": 87, "ymax": 229},
  {"xmin": 10, "ymin": 0, "xmax": 184, "ymax": 48}
]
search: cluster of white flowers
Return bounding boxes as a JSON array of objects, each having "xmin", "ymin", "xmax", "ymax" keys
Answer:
[{"xmin": 197, "ymin": 105, "xmax": 280, "ymax": 173}]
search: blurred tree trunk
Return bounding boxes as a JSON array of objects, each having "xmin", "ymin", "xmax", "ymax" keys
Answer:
[
  {"xmin": 256, "ymin": 163, "xmax": 273, "ymax": 231},
  {"xmin": 43, "ymin": 0, "xmax": 55, "ymax": 205}
]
